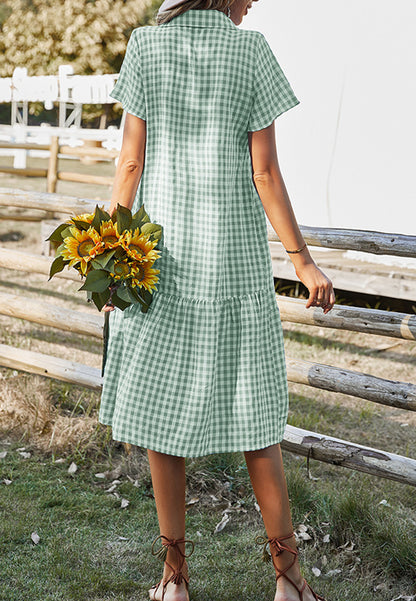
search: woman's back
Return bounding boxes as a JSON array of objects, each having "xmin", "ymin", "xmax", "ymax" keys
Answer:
[{"xmin": 110, "ymin": 8, "xmax": 299, "ymax": 299}]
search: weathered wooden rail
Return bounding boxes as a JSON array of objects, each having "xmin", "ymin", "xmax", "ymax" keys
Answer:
[
  {"xmin": 2, "ymin": 188, "xmax": 416, "ymax": 256},
  {"xmin": 0, "ymin": 137, "xmax": 116, "ymax": 194},
  {"xmin": 0, "ymin": 188, "xmax": 415, "ymax": 485}
]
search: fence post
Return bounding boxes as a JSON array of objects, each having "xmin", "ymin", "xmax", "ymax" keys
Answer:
[{"xmin": 47, "ymin": 136, "xmax": 59, "ymax": 195}]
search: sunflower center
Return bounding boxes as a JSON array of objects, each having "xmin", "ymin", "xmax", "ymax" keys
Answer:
[
  {"xmin": 78, "ymin": 239, "xmax": 95, "ymax": 257},
  {"xmin": 103, "ymin": 235, "xmax": 118, "ymax": 245},
  {"xmin": 129, "ymin": 244, "xmax": 145, "ymax": 257},
  {"xmin": 114, "ymin": 262, "xmax": 130, "ymax": 277},
  {"xmin": 135, "ymin": 264, "xmax": 145, "ymax": 281}
]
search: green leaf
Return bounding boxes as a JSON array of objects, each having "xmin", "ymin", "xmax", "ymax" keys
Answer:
[
  {"xmin": 90, "ymin": 204, "xmax": 101, "ymax": 233},
  {"xmin": 61, "ymin": 226, "xmax": 74, "ymax": 240},
  {"xmin": 91, "ymin": 289, "xmax": 111, "ymax": 311},
  {"xmin": 132, "ymin": 204, "xmax": 146, "ymax": 223},
  {"xmin": 125, "ymin": 286, "xmax": 140, "ymax": 304},
  {"xmin": 140, "ymin": 286, "xmax": 154, "ymax": 307},
  {"xmin": 130, "ymin": 207, "xmax": 150, "ymax": 231},
  {"xmin": 90, "ymin": 249, "xmax": 116, "ymax": 269},
  {"xmin": 116, "ymin": 284, "xmax": 132, "ymax": 303},
  {"xmin": 128, "ymin": 283, "xmax": 151, "ymax": 311},
  {"xmin": 48, "ymin": 254, "xmax": 66, "ymax": 280},
  {"xmin": 71, "ymin": 219, "xmax": 91, "ymax": 231},
  {"xmin": 116, "ymin": 203, "xmax": 132, "ymax": 234},
  {"xmin": 110, "ymin": 290, "xmax": 131, "ymax": 310},
  {"xmin": 101, "ymin": 248, "xmax": 117, "ymax": 267},
  {"xmin": 127, "ymin": 283, "xmax": 153, "ymax": 311},
  {"xmin": 90, "ymin": 258, "xmax": 104, "ymax": 270},
  {"xmin": 104, "ymin": 258, "xmax": 116, "ymax": 273},
  {"xmin": 45, "ymin": 222, "xmax": 70, "ymax": 243},
  {"xmin": 77, "ymin": 269, "xmax": 111, "ymax": 293},
  {"xmin": 91, "ymin": 203, "xmax": 111, "ymax": 233},
  {"xmin": 97, "ymin": 204, "xmax": 112, "ymax": 222},
  {"xmin": 140, "ymin": 222, "xmax": 162, "ymax": 241},
  {"xmin": 55, "ymin": 241, "xmax": 67, "ymax": 256},
  {"xmin": 130, "ymin": 217, "xmax": 144, "ymax": 232}
]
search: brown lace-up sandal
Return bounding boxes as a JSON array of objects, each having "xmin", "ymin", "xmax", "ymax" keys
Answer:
[
  {"xmin": 148, "ymin": 534, "xmax": 195, "ymax": 601},
  {"xmin": 255, "ymin": 531, "xmax": 327, "ymax": 601}
]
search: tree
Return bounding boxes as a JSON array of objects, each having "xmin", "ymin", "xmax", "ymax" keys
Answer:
[{"xmin": 0, "ymin": 0, "xmax": 160, "ymax": 77}]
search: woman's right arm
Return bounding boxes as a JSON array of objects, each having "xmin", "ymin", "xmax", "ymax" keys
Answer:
[{"xmin": 248, "ymin": 122, "xmax": 335, "ymax": 313}]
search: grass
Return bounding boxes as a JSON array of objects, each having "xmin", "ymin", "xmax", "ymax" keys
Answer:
[{"xmin": 1, "ymin": 436, "xmax": 416, "ymax": 601}]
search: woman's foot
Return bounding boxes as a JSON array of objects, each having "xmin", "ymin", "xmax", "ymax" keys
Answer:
[
  {"xmin": 148, "ymin": 580, "xmax": 189, "ymax": 601},
  {"xmin": 274, "ymin": 574, "xmax": 318, "ymax": 601},
  {"xmin": 273, "ymin": 557, "xmax": 322, "ymax": 601},
  {"xmin": 148, "ymin": 559, "xmax": 190, "ymax": 601}
]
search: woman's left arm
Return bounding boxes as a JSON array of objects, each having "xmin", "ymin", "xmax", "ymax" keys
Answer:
[
  {"xmin": 248, "ymin": 123, "xmax": 335, "ymax": 313},
  {"xmin": 108, "ymin": 112, "xmax": 146, "ymax": 217}
]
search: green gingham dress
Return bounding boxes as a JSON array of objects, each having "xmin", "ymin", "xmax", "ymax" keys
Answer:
[{"xmin": 98, "ymin": 8, "xmax": 300, "ymax": 457}]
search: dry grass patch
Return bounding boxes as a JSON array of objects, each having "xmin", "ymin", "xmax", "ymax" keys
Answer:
[{"xmin": 0, "ymin": 374, "xmax": 101, "ymax": 454}]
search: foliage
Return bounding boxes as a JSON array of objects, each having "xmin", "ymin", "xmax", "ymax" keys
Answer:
[{"xmin": 0, "ymin": 0, "xmax": 160, "ymax": 77}]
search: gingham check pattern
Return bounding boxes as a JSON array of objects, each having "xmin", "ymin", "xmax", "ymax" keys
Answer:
[{"xmin": 99, "ymin": 8, "xmax": 300, "ymax": 457}]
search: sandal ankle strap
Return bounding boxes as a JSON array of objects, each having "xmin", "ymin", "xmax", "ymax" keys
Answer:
[
  {"xmin": 151, "ymin": 534, "xmax": 195, "ymax": 588},
  {"xmin": 255, "ymin": 532, "xmax": 327, "ymax": 600},
  {"xmin": 255, "ymin": 531, "xmax": 297, "ymax": 565},
  {"xmin": 151, "ymin": 534, "xmax": 195, "ymax": 561},
  {"xmin": 255, "ymin": 531, "xmax": 299, "ymax": 583}
]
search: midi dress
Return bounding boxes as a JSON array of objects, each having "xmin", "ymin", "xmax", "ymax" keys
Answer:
[{"xmin": 98, "ymin": 8, "xmax": 300, "ymax": 457}]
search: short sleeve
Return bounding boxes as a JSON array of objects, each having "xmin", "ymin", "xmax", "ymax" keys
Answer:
[
  {"xmin": 110, "ymin": 29, "xmax": 147, "ymax": 121},
  {"xmin": 247, "ymin": 33, "xmax": 300, "ymax": 132}
]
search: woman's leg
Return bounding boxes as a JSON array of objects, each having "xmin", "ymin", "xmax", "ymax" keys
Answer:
[
  {"xmin": 147, "ymin": 449, "xmax": 189, "ymax": 600},
  {"xmin": 244, "ymin": 443, "xmax": 315, "ymax": 600}
]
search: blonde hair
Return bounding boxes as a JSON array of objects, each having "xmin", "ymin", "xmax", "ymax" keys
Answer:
[{"xmin": 156, "ymin": 0, "xmax": 235, "ymax": 25}]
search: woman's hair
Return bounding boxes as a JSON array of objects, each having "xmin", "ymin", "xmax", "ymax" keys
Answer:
[{"xmin": 155, "ymin": 0, "xmax": 235, "ymax": 25}]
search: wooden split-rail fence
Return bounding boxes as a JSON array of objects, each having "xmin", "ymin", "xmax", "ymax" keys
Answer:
[
  {"xmin": 0, "ymin": 137, "xmax": 117, "ymax": 195},
  {"xmin": 0, "ymin": 187, "xmax": 415, "ymax": 486}
]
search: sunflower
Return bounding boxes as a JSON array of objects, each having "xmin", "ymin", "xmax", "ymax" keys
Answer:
[
  {"xmin": 61, "ymin": 226, "xmax": 103, "ymax": 276},
  {"xmin": 131, "ymin": 261, "xmax": 160, "ymax": 293},
  {"xmin": 121, "ymin": 227, "xmax": 161, "ymax": 263},
  {"xmin": 109, "ymin": 259, "xmax": 139, "ymax": 281},
  {"xmin": 100, "ymin": 220, "xmax": 124, "ymax": 250},
  {"xmin": 64, "ymin": 212, "xmax": 95, "ymax": 225}
]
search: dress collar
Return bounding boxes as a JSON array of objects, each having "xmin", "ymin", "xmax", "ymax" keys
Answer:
[{"xmin": 162, "ymin": 8, "xmax": 237, "ymax": 30}]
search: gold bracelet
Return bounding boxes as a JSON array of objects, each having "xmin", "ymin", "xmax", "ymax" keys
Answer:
[{"xmin": 285, "ymin": 242, "xmax": 307, "ymax": 254}]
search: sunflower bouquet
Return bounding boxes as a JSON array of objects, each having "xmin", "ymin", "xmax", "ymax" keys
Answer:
[
  {"xmin": 46, "ymin": 203, "xmax": 163, "ymax": 376},
  {"xmin": 47, "ymin": 203, "xmax": 163, "ymax": 313}
]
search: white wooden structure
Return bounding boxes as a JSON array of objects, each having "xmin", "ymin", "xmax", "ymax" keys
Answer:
[
  {"xmin": 0, "ymin": 66, "xmax": 121, "ymax": 168},
  {"xmin": 244, "ymin": 0, "xmax": 416, "ymax": 270}
]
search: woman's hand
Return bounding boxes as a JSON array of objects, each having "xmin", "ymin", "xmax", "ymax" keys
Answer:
[
  {"xmin": 102, "ymin": 303, "xmax": 115, "ymax": 313},
  {"xmin": 294, "ymin": 261, "xmax": 335, "ymax": 314}
]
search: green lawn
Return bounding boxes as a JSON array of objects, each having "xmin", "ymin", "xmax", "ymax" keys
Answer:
[{"xmin": 1, "ymin": 433, "xmax": 415, "ymax": 601}]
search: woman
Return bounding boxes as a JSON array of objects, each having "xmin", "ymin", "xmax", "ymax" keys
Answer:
[{"xmin": 99, "ymin": 1, "xmax": 334, "ymax": 600}]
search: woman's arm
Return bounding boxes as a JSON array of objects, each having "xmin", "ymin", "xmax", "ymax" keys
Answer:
[
  {"xmin": 107, "ymin": 112, "xmax": 146, "ymax": 217},
  {"xmin": 248, "ymin": 123, "xmax": 335, "ymax": 313},
  {"xmin": 103, "ymin": 112, "xmax": 146, "ymax": 312}
]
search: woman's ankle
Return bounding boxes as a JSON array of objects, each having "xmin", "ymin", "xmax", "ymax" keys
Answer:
[
  {"xmin": 163, "ymin": 557, "xmax": 189, "ymax": 582},
  {"xmin": 273, "ymin": 556, "xmax": 305, "ymax": 589}
]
